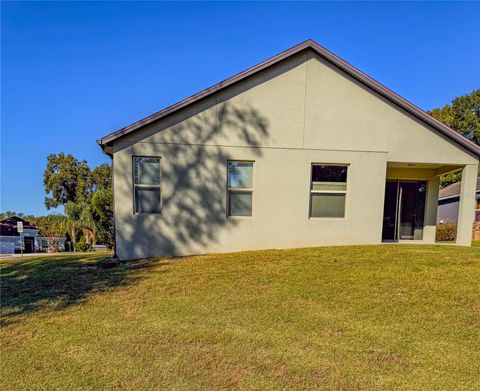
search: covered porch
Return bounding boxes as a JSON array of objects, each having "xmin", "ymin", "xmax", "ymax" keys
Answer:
[{"xmin": 381, "ymin": 162, "xmax": 478, "ymax": 245}]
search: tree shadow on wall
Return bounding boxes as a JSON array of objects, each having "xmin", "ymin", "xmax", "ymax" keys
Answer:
[{"xmin": 115, "ymin": 101, "xmax": 270, "ymax": 258}]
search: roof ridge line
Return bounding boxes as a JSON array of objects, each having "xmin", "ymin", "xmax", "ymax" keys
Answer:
[{"xmin": 98, "ymin": 40, "xmax": 480, "ymax": 158}]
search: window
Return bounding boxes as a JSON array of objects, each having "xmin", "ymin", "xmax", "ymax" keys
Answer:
[
  {"xmin": 310, "ymin": 164, "xmax": 348, "ymax": 218},
  {"xmin": 133, "ymin": 157, "xmax": 161, "ymax": 213},
  {"xmin": 227, "ymin": 161, "xmax": 253, "ymax": 216}
]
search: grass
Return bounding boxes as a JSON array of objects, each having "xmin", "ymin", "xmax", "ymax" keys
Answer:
[{"xmin": 1, "ymin": 244, "xmax": 479, "ymax": 390}]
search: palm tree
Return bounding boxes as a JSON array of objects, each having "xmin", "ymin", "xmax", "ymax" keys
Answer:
[{"xmin": 64, "ymin": 201, "xmax": 97, "ymax": 251}]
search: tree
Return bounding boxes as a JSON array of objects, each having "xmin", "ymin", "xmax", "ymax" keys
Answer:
[
  {"xmin": 64, "ymin": 201, "xmax": 97, "ymax": 250},
  {"xmin": 43, "ymin": 153, "xmax": 113, "ymax": 248},
  {"xmin": 32, "ymin": 214, "xmax": 68, "ymax": 251},
  {"xmin": 429, "ymin": 105, "xmax": 454, "ymax": 129},
  {"xmin": 30, "ymin": 214, "xmax": 66, "ymax": 236},
  {"xmin": 428, "ymin": 89, "xmax": 480, "ymax": 187},
  {"xmin": 429, "ymin": 89, "xmax": 480, "ymax": 145},
  {"xmin": 450, "ymin": 90, "xmax": 480, "ymax": 144},
  {"xmin": 90, "ymin": 188, "xmax": 114, "ymax": 248},
  {"xmin": 43, "ymin": 153, "xmax": 91, "ymax": 209},
  {"xmin": 90, "ymin": 164, "xmax": 113, "ymax": 248},
  {"xmin": 0, "ymin": 211, "xmax": 34, "ymax": 221},
  {"xmin": 91, "ymin": 163, "xmax": 112, "ymax": 191}
]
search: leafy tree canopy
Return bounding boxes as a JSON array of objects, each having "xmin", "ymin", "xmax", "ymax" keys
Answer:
[
  {"xmin": 91, "ymin": 163, "xmax": 112, "ymax": 191},
  {"xmin": 90, "ymin": 188, "xmax": 114, "ymax": 248},
  {"xmin": 42, "ymin": 153, "xmax": 113, "ymax": 248},
  {"xmin": 428, "ymin": 89, "xmax": 480, "ymax": 188},
  {"xmin": 43, "ymin": 153, "xmax": 91, "ymax": 209},
  {"xmin": 3, "ymin": 153, "xmax": 113, "ymax": 248},
  {"xmin": 30, "ymin": 214, "xmax": 67, "ymax": 238},
  {"xmin": 429, "ymin": 89, "xmax": 480, "ymax": 145},
  {"xmin": 0, "ymin": 211, "xmax": 35, "ymax": 221}
]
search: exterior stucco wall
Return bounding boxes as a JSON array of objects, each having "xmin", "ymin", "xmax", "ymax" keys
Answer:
[
  {"xmin": 114, "ymin": 145, "xmax": 387, "ymax": 259},
  {"xmin": 111, "ymin": 50, "xmax": 479, "ymax": 259}
]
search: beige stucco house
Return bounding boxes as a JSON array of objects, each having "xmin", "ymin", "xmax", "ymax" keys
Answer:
[{"xmin": 98, "ymin": 40, "xmax": 480, "ymax": 260}]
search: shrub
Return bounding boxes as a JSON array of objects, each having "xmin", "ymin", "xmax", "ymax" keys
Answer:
[
  {"xmin": 436, "ymin": 223, "xmax": 457, "ymax": 242},
  {"xmin": 74, "ymin": 242, "xmax": 93, "ymax": 252}
]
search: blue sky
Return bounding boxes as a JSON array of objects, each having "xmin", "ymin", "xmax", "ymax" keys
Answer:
[{"xmin": 2, "ymin": 1, "xmax": 479, "ymax": 216}]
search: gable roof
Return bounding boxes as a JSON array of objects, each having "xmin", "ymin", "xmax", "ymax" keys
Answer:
[
  {"xmin": 438, "ymin": 177, "xmax": 480, "ymax": 200},
  {"xmin": 0, "ymin": 216, "xmax": 38, "ymax": 236},
  {"xmin": 97, "ymin": 39, "xmax": 480, "ymax": 157}
]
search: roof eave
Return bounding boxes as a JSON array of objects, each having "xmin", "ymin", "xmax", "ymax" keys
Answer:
[{"xmin": 97, "ymin": 139, "xmax": 113, "ymax": 157}]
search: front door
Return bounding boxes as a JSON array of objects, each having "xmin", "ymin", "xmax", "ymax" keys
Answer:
[
  {"xmin": 23, "ymin": 237, "xmax": 35, "ymax": 253},
  {"xmin": 382, "ymin": 180, "xmax": 427, "ymax": 241}
]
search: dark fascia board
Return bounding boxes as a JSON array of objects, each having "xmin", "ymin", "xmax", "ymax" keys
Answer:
[{"xmin": 97, "ymin": 39, "xmax": 480, "ymax": 158}]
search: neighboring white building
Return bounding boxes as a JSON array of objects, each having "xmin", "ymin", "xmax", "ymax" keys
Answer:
[{"xmin": 0, "ymin": 216, "xmax": 66, "ymax": 254}]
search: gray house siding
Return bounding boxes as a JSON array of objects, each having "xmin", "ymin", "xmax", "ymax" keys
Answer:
[{"xmin": 438, "ymin": 191, "xmax": 480, "ymax": 224}]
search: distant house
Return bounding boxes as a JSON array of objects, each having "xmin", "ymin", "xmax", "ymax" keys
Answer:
[
  {"xmin": 438, "ymin": 178, "xmax": 480, "ymax": 224},
  {"xmin": 97, "ymin": 40, "xmax": 480, "ymax": 259},
  {"xmin": 0, "ymin": 216, "xmax": 66, "ymax": 254}
]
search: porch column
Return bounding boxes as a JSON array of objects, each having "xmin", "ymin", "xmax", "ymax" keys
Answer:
[
  {"xmin": 423, "ymin": 175, "xmax": 439, "ymax": 244},
  {"xmin": 456, "ymin": 164, "xmax": 478, "ymax": 246}
]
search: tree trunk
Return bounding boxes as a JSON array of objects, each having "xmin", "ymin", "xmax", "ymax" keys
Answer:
[
  {"xmin": 91, "ymin": 231, "xmax": 97, "ymax": 246},
  {"xmin": 84, "ymin": 228, "xmax": 96, "ymax": 246},
  {"xmin": 71, "ymin": 226, "xmax": 76, "ymax": 252}
]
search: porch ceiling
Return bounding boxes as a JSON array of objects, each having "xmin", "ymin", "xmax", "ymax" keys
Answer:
[{"xmin": 387, "ymin": 162, "xmax": 464, "ymax": 176}]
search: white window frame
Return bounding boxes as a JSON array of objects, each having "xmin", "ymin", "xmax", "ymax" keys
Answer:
[
  {"xmin": 227, "ymin": 160, "xmax": 254, "ymax": 218},
  {"xmin": 309, "ymin": 163, "xmax": 348, "ymax": 219},
  {"xmin": 132, "ymin": 156, "xmax": 162, "ymax": 214}
]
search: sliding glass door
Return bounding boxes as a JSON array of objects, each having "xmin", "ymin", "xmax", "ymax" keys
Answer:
[{"xmin": 382, "ymin": 180, "xmax": 427, "ymax": 241}]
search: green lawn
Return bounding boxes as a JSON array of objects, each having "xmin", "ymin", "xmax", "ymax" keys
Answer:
[{"xmin": 1, "ymin": 244, "xmax": 479, "ymax": 390}]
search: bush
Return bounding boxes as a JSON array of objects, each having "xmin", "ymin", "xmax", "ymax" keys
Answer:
[
  {"xmin": 74, "ymin": 242, "xmax": 93, "ymax": 252},
  {"xmin": 436, "ymin": 223, "xmax": 457, "ymax": 242}
]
